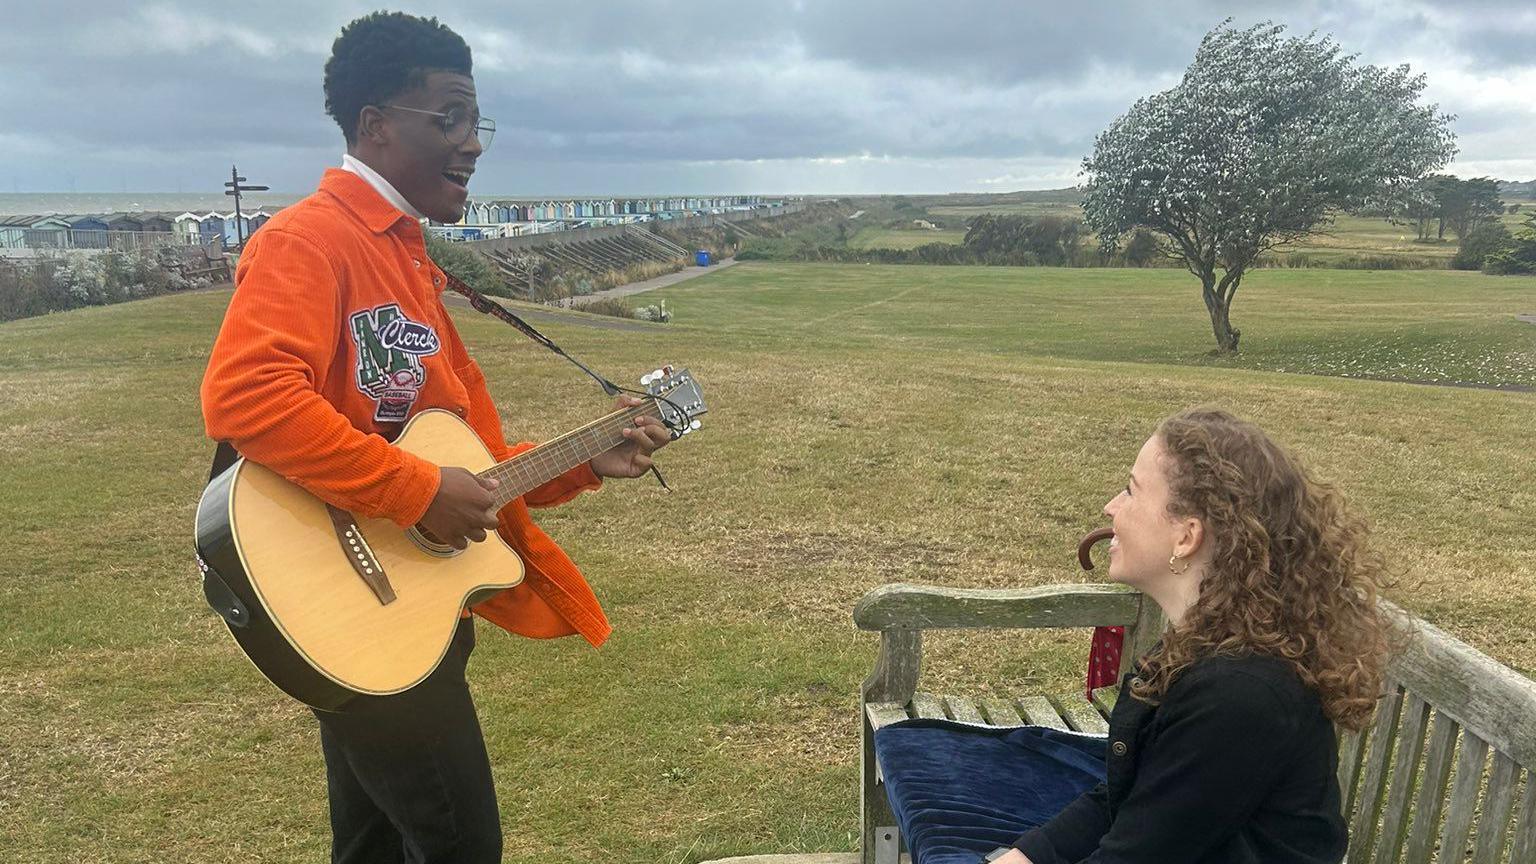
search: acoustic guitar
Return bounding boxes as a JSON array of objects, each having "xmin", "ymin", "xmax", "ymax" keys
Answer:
[{"xmin": 195, "ymin": 366, "xmax": 705, "ymax": 710}]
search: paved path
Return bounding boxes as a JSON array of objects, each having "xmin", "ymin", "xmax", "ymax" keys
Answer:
[
  {"xmin": 1517, "ymin": 313, "xmax": 1536, "ymax": 325},
  {"xmin": 439, "ymin": 290, "xmax": 660, "ymax": 332},
  {"xmin": 561, "ymin": 257, "xmax": 737, "ymax": 308}
]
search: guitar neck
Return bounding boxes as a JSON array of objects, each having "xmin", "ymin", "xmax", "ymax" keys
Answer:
[{"xmin": 480, "ymin": 400, "xmax": 662, "ymax": 507}]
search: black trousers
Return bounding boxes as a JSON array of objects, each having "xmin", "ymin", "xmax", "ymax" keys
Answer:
[{"xmin": 311, "ymin": 618, "xmax": 502, "ymax": 864}]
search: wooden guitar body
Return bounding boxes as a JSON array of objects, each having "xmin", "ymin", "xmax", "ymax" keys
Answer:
[{"xmin": 195, "ymin": 410, "xmax": 523, "ymax": 711}]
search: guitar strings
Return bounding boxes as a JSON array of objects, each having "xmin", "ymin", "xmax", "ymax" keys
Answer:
[{"xmin": 478, "ymin": 402, "xmax": 661, "ymax": 499}]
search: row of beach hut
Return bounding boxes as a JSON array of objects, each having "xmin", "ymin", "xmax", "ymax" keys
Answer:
[
  {"xmin": 0, "ymin": 210, "xmax": 273, "ymax": 250},
  {"xmin": 461, "ymin": 195, "xmax": 770, "ymax": 225},
  {"xmin": 4, "ymin": 194, "xmax": 786, "ymax": 251}
]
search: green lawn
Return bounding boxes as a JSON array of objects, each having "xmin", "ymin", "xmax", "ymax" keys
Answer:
[{"xmin": 2, "ymin": 263, "xmax": 1534, "ymax": 862}]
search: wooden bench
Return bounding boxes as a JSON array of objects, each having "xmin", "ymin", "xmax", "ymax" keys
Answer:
[{"xmin": 855, "ymin": 582, "xmax": 1536, "ymax": 864}]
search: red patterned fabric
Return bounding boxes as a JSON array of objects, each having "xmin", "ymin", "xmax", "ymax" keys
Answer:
[{"xmin": 1086, "ymin": 625, "xmax": 1125, "ymax": 699}]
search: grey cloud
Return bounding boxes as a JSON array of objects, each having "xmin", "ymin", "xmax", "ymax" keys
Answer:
[{"xmin": 0, "ymin": 0, "xmax": 1531, "ymax": 193}]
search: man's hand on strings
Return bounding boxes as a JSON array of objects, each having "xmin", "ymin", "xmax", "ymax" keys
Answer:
[
  {"xmin": 589, "ymin": 395, "xmax": 672, "ymax": 479},
  {"xmin": 419, "ymin": 467, "xmax": 501, "ymax": 549}
]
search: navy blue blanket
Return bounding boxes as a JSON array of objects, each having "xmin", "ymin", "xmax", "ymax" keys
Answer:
[{"xmin": 873, "ymin": 719, "xmax": 1107, "ymax": 864}]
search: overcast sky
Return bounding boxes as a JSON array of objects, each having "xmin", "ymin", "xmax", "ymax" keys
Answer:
[{"xmin": 1, "ymin": 0, "xmax": 1532, "ymax": 195}]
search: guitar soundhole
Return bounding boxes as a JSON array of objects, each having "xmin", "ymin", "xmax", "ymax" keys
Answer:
[{"xmin": 408, "ymin": 525, "xmax": 462, "ymax": 558}]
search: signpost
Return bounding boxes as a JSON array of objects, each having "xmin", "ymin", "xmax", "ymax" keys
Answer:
[{"xmin": 223, "ymin": 165, "xmax": 268, "ymax": 250}]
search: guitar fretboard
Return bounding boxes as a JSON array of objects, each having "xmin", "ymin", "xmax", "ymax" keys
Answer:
[{"xmin": 480, "ymin": 401, "xmax": 662, "ymax": 506}]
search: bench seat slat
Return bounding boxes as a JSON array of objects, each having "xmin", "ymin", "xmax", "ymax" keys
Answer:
[
  {"xmin": 944, "ymin": 695, "xmax": 986, "ymax": 725},
  {"xmin": 867, "ymin": 702, "xmax": 913, "ymax": 731},
  {"xmin": 979, "ymin": 696, "xmax": 1024, "ymax": 726},
  {"xmin": 1014, "ymin": 695, "xmax": 1066, "ymax": 730},
  {"xmin": 1053, "ymin": 695, "xmax": 1110, "ymax": 735},
  {"xmin": 1401, "ymin": 710, "xmax": 1459, "ymax": 864},
  {"xmin": 1437, "ymin": 732, "xmax": 1489, "ymax": 864},
  {"xmin": 1089, "ymin": 686, "xmax": 1118, "ymax": 717},
  {"xmin": 910, "ymin": 692, "xmax": 947, "ymax": 720}
]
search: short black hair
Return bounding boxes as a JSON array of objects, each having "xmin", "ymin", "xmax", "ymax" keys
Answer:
[{"xmin": 323, "ymin": 11, "xmax": 473, "ymax": 144}]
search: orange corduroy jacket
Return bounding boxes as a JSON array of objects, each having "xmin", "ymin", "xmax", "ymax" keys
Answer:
[{"xmin": 200, "ymin": 168, "xmax": 612, "ymax": 647}]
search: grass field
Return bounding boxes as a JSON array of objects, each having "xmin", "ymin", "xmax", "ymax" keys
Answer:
[
  {"xmin": 846, "ymin": 226, "xmax": 968, "ymax": 250},
  {"xmin": 3, "ymin": 263, "xmax": 1535, "ymax": 862}
]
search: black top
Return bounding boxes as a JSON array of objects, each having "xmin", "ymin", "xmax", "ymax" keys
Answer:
[{"xmin": 1013, "ymin": 653, "xmax": 1348, "ymax": 864}]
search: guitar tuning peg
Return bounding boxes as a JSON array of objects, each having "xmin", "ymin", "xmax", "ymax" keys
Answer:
[
  {"xmin": 640, "ymin": 373, "xmax": 654, "ymax": 386},
  {"xmin": 689, "ymin": 419, "xmax": 702, "ymax": 431}
]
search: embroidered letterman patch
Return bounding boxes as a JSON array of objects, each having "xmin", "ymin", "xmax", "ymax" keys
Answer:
[{"xmin": 349, "ymin": 303, "xmax": 442, "ymax": 422}]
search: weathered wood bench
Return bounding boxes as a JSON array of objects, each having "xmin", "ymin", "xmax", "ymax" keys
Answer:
[{"xmin": 855, "ymin": 582, "xmax": 1536, "ymax": 864}]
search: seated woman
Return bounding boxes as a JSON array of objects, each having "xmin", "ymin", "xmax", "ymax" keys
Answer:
[{"xmin": 992, "ymin": 408, "xmax": 1392, "ymax": 864}]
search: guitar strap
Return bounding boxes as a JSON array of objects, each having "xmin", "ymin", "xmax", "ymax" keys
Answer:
[{"xmin": 439, "ymin": 269, "xmax": 623, "ymax": 398}]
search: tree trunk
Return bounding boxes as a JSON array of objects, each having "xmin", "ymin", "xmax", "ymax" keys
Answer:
[
  {"xmin": 1208, "ymin": 299, "xmax": 1240, "ymax": 352},
  {"xmin": 1199, "ymin": 270, "xmax": 1241, "ymax": 353}
]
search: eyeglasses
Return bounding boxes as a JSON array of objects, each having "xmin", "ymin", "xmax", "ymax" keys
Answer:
[{"xmin": 382, "ymin": 104, "xmax": 495, "ymax": 150}]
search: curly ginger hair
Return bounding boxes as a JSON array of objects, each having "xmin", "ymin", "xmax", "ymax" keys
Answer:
[{"xmin": 1129, "ymin": 409, "xmax": 1394, "ymax": 731}]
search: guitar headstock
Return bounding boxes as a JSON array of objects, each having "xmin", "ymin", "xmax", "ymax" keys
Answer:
[{"xmin": 640, "ymin": 366, "xmax": 707, "ymax": 438}]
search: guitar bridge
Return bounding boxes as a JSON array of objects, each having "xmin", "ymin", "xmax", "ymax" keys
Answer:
[{"xmin": 325, "ymin": 504, "xmax": 395, "ymax": 605}]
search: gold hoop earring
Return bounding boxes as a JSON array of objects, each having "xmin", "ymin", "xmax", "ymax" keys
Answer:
[{"xmin": 1169, "ymin": 554, "xmax": 1190, "ymax": 575}]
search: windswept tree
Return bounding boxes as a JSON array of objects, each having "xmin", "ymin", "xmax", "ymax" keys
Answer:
[{"xmin": 1082, "ymin": 21, "xmax": 1457, "ymax": 352}]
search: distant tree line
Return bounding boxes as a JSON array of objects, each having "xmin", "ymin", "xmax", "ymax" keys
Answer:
[
  {"xmin": 739, "ymin": 213, "xmax": 1167, "ymax": 268},
  {"xmin": 1387, "ymin": 174, "xmax": 1505, "ymax": 243}
]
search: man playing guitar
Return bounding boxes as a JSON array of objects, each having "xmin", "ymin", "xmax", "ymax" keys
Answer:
[{"xmin": 199, "ymin": 12, "xmax": 671, "ymax": 862}]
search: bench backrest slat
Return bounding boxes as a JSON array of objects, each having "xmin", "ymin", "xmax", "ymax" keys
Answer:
[
  {"xmin": 1337, "ymin": 726, "xmax": 1369, "ymax": 822},
  {"xmin": 1349, "ymin": 684, "xmax": 1405, "ymax": 863},
  {"xmin": 1371, "ymin": 693, "xmax": 1431, "ymax": 864},
  {"xmin": 1511, "ymin": 769, "xmax": 1536, "ymax": 863},
  {"xmin": 1400, "ymin": 710, "xmax": 1458, "ymax": 864},
  {"xmin": 1469, "ymin": 751, "xmax": 1519, "ymax": 864},
  {"xmin": 1437, "ymin": 732, "xmax": 1490, "ymax": 864}
]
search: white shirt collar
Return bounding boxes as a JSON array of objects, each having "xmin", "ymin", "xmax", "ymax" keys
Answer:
[{"xmin": 340, "ymin": 154, "xmax": 425, "ymax": 221}]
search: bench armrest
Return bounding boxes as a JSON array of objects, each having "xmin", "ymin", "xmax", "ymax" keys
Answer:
[{"xmin": 854, "ymin": 582, "xmax": 1143, "ymax": 632}]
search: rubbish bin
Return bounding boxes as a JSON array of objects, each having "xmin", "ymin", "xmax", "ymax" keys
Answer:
[{"xmin": 695, "ymin": 250, "xmax": 711, "ymax": 266}]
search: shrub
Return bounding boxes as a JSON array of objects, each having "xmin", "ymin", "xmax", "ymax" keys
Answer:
[
  {"xmin": 581, "ymin": 297, "xmax": 634, "ymax": 318},
  {"xmin": 1122, "ymin": 228, "xmax": 1161, "ymax": 266},
  {"xmin": 1483, "ymin": 213, "xmax": 1536, "ymax": 275},
  {"xmin": 0, "ymin": 246, "xmax": 217, "ymax": 322},
  {"xmin": 1451, "ymin": 221, "xmax": 1513, "ymax": 271},
  {"xmin": 634, "ymin": 302, "xmax": 671, "ymax": 323},
  {"xmin": 424, "ymin": 233, "xmax": 511, "ymax": 297}
]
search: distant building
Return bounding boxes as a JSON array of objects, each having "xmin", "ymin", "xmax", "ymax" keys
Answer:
[
  {"xmin": 62, "ymin": 215, "xmax": 111, "ymax": 248},
  {"xmin": 174, "ymin": 212, "xmax": 203, "ymax": 243},
  {"xmin": 138, "ymin": 214, "xmax": 175, "ymax": 233},
  {"xmin": 197, "ymin": 212, "xmax": 226, "ymax": 246},
  {"xmin": 104, "ymin": 213, "xmax": 145, "ymax": 233},
  {"xmin": 64, "ymin": 214, "xmax": 110, "ymax": 231},
  {"xmin": 0, "ymin": 214, "xmax": 39, "ymax": 247}
]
